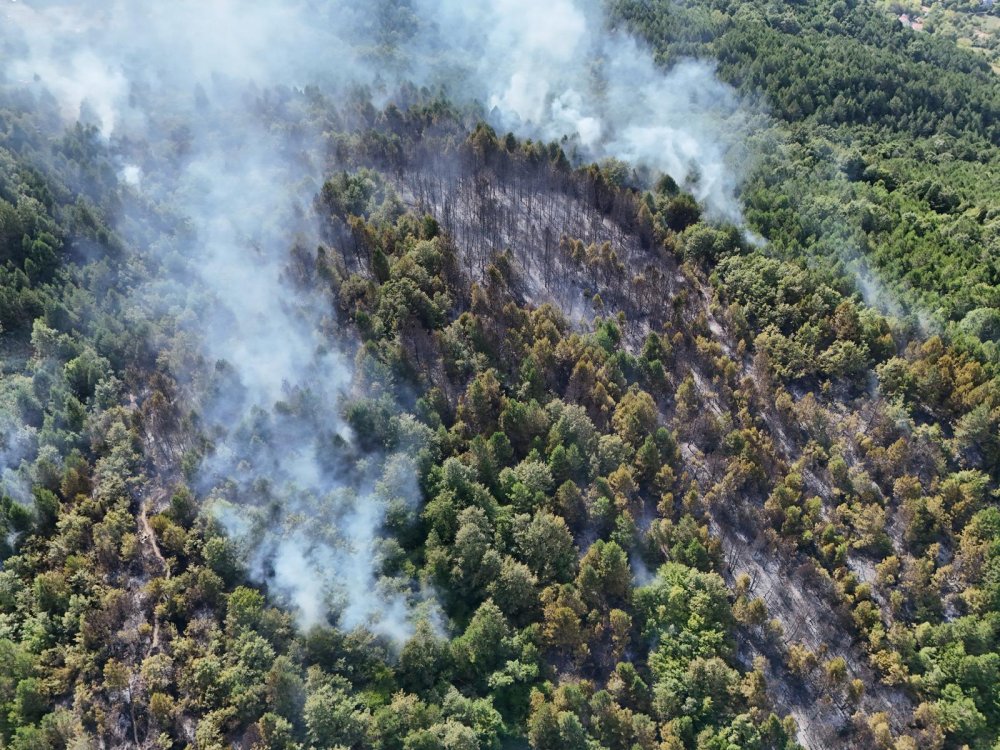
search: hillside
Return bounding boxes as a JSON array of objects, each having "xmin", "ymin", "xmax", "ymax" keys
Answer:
[
  {"xmin": 0, "ymin": 2, "xmax": 998, "ymax": 750},
  {"xmin": 878, "ymin": 0, "xmax": 1000, "ymax": 72}
]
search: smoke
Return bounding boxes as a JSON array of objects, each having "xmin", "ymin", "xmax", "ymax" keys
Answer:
[
  {"xmin": 408, "ymin": 0, "xmax": 753, "ymax": 221},
  {"xmin": 0, "ymin": 402, "xmax": 37, "ymax": 507},
  {"xmin": 2, "ymin": 0, "xmax": 754, "ymax": 219},
  {"xmin": 0, "ymin": 0, "xmax": 756, "ymax": 641},
  {"xmin": 2, "ymin": 0, "xmax": 427, "ymax": 640},
  {"xmin": 172, "ymin": 123, "xmax": 425, "ymax": 640}
]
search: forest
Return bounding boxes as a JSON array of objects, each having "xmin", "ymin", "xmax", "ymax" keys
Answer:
[{"xmin": 0, "ymin": 0, "xmax": 998, "ymax": 749}]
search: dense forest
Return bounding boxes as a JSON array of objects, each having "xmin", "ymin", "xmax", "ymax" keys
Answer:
[
  {"xmin": 0, "ymin": 1, "xmax": 999, "ymax": 750},
  {"xmin": 613, "ymin": 0, "xmax": 1000, "ymax": 358}
]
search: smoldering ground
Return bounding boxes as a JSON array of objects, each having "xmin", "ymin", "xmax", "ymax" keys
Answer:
[{"xmin": 0, "ymin": 0, "xmax": 758, "ymax": 643}]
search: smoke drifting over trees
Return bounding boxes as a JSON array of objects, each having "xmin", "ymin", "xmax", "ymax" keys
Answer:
[
  {"xmin": 0, "ymin": 0, "xmax": 754, "ymax": 639},
  {"xmin": 3, "ymin": 0, "xmax": 1000, "ymax": 747},
  {"xmin": 2, "ymin": 0, "xmax": 753, "ymax": 216},
  {"xmin": 410, "ymin": 0, "xmax": 753, "ymax": 221}
]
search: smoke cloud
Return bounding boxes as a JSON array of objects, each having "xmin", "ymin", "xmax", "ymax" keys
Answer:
[
  {"xmin": 0, "ymin": 0, "xmax": 757, "ymax": 641},
  {"xmin": 409, "ymin": 0, "xmax": 753, "ymax": 221}
]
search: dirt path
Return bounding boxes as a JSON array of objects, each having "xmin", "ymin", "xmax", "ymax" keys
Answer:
[{"xmin": 137, "ymin": 488, "xmax": 170, "ymax": 657}]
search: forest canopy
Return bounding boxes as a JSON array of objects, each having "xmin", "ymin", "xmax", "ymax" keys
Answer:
[{"xmin": 0, "ymin": 1, "xmax": 998, "ymax": 750}]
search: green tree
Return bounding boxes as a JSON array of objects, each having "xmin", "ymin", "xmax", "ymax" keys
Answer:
[{"xmin": 612, "ymin": 387, "xmax": 658, "ymax": 446}]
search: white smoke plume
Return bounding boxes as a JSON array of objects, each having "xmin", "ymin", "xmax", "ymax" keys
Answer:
[
  {"xmin": 2, "ymin": 0, "xmax": 426, "ymax": 641},
  {"xmin": 0, "ymin": 0, "xmax": 757, "ymax": 641},
  {"xmin": 2, "ymin": 0, "xmax": 754, "ymax": 219},
  {"xmin": 409, "ymin": 0, "xmax": 753, "ymax": 221}
]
